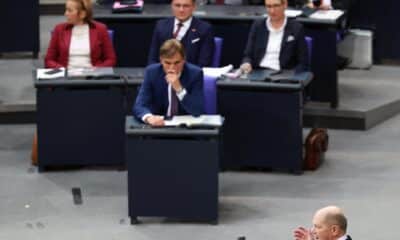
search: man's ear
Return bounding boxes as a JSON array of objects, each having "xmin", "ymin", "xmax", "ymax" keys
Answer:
[{"xmin": 330, "ymin": 225, "xmax": 339, "ymax": 236}]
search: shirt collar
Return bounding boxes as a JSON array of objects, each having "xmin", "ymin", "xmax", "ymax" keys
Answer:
[
  {"xmin": 337, "ymin": 234, "xmax": 348, "ymax": 240},
  {"xmin": 266, "ymin": 17, "xmax": 287, "ymax": 33},
  {"xmin": 174, "ymin": 17, "xmax": 193, "ymax": 28}
]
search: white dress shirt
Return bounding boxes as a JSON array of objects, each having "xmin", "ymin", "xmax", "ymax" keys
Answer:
[
  {"xmin": 141, "ymin": 77, "xmax": 187, "ymax": 122},
  {"xmin": 167, "ymin": 84, "xmax": 187, "ymax": 117},
  {"xmin": 68, "ymin": 24, "xmax": 92, "ymax": 69},
  {"xmin": 173, "ymin": 17, "xmax": 193, "ymax": 41},
  {"xmin": 337, "ymin": 235, "xmax": 348, "ymax": 240},
  {"xmin": 259, "ymin": 17, "xmax": 287, "ymax": 71}
]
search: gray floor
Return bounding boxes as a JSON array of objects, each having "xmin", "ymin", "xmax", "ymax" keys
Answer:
[{"xmin": 1, "ymin": 15, "xmax": 400, "ymax": 239}]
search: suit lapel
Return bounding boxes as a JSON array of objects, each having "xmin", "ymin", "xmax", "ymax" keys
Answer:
[
  {"xmin": 63, "ymin": 25, "xmax": 72, "ymax": 54},
  {"xmin": 181, "ymin": 18, "xmax": 197, "ymax": 46},
  {"xmin": 167, "ymin": 18, "xmax": 175, "ymax": 39},
  {"xmin": 257, "ymin": 21, "xmax": 269, "ymax": 64},
  {"xmin": 157, "ymin": 69, "xmax": 169, "ymax": 113},
  {"xmin": 89, "ymin": 24, "xmax": 97, "ymax": 55},
  {"xmin": 280, "ymin": 22, "xmax": 291, "ymax": 56}
]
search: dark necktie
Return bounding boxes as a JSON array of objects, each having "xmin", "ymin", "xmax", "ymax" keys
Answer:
[
  {"xmin": 173, "ymin": 22, "xmax": 184, "ymax": 39},
  {"xmin": 170, "ymin": 88, "xmax": 179, "ymax": 116}
]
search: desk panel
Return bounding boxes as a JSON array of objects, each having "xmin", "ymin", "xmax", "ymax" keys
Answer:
[
  {"xmin": 218, "ymin": 81, "xmax": 303, "ymax": 173},
  {"xmin": 36, "ymin": 81, "xmax": 126, "ymax": 171}
]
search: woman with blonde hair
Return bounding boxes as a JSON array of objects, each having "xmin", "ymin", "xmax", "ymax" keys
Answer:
[{"xmin": 45, "ymin": 0, "xmax": 116, "ymax": 68}]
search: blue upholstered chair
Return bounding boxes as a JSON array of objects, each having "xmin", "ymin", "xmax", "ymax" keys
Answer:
[
  {"xmin": 305, "ymin": 36, "xmax": 313, "ymax": 68},
  {"xmin": 202, "ymin": 37, "xmax": 224, "ymax": 114},
  {"xmin": 211, "ymin": 37, "xmax": 223, "ymax": 67},
  {"xmin": 107, "ymin": 30, "xmax": 114, "ymax": 44},
  {"xmin": 203, "ymin": 75, "xmax": 218, "ymax": 114}
]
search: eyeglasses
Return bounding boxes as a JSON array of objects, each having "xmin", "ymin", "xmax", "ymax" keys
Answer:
[{"xmin": 266, "ymin": 3, "xmax": 283, "ymax": 9}]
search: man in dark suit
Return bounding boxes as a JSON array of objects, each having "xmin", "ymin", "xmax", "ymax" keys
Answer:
[
  {"xmin": 240, "ymin": 0, "xmax": 309, "ymax": 74},
  {"xmin": 134, "ymin": 39, "xmax": 204, "ymax": 126},
  {"xmin": 293, "ymin": 206, "xmax": 352, "ymax": 240},
  {"xmin": 147, "ymin": 0, "xmax": 215, "ymax": 67}
]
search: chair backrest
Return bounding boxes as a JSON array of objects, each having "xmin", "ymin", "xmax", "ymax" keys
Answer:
[
  {"xmin": 211, "ymin": 37, "xmax": 223, "ymax": 67},
  {"xmin": 203, "ymin": 75, "xmax": 217, "ymax": 114},
  {"xmin": 107, "ymin": 30, "xmax": 114, "ymax": 44},
  {"xmin": 305, "ymin": 36, "xmax": 313, "ymax": 67}
]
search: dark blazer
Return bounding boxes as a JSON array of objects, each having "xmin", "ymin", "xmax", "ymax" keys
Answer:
[
  {"xmin": 133, "ymin": 62, "xmax": 204, "ymax": 121},
  {"xmin": 45, "ymin": 21, "xmax": 116, "ymax": 68},
  {"xmin": 147, "ymin": 17, "xmax": 214, "ymax": 67},
  {"xmin": 242, "ymin": 18, "xmax": 309, "ymax": 72}
]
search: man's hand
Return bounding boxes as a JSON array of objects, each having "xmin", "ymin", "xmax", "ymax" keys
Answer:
[
  {"xmin": 145, "ymin": 115, "xmax": 165, "ymax": 127},
  {"xmin": 293, "ymin": 227, "xmax": 312, "ymax": 240},
  {"xmin": 240, "ymin": 63, "xmax": 252, "ymax": 74},
  {"xmin": 165, "ymin": 71, "xmax": 183, "ymax": 93}
]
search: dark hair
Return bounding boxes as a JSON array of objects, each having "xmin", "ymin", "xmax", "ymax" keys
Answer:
[
  {"xmin": 67, "ymin": 0, "xmax": 93, "ymax": 23},
  {"xmin": 159, "ymin": 39, "xmax": 186, "ymax": 59}
]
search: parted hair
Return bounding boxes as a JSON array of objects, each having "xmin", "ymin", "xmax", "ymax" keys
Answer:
[{"xmin": 159, "ymin": 39, "xmax": 186, "ymax": 59}]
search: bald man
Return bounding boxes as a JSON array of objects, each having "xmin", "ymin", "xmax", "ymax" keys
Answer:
[{"xmin": 294, "ymin": 206, "xmax": 352, "ymax": 240}]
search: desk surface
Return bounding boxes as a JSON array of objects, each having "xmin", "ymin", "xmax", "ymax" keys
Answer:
[
  {"xmin": 94, "ymin": 4, "xmax": 345, "ymax": 26},
  {"xmin": 126, "ymin": 116, "xmax": 220, "ymax": 137},
  {"xmin": 34, "ymin": 68, "xmax": 145, "ymax": 87},
  {"xmin": 217, "ymin": 70, "xmax": 313, "ymax": 91},
  {"xmin": 35, "ymin": 68, "xmax": 311, "ymax": 90}
]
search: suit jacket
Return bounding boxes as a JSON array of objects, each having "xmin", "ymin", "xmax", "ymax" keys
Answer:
[
  {"xmin": 147, "ymin": 17, "xmax": 214, "ymax": 67},
  {"xmin": 45, "ymin": 21, "xmax": 116, "ymax": 68},
  {"xmin": 133, "ymin": 62, "xmax": 204, "ymax": 121},
  {"xmin": 242, "ymin": 18, "xmax": 309, "ymax": 72}
]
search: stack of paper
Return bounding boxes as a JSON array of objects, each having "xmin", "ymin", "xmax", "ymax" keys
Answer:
[
  {"xmin": 67, "ymin": 67, "xmax": 114, "ymax": 77},
  {"xmin": 285, "ymin": 9, "xmax": 303, "ymax": 18},
  {"xmin": 309, "ymin": 10, "xmax": 344, "ymax": 20},
  {"xmin": 164, "ymin": 115, "xmax": 223, "ymax": 128},
  {"xmin": 202, "ymin": 65, "xmax": 234, "ymax": 78}
]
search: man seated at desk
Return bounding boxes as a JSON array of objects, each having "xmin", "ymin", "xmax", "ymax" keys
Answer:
[
  {"xmin": 240, "ymin": 0, "xmax": 309, "ymax": 74},
  {"xmin": 147, "ymin": 0, "xmax": 215, "ymax": 67},
  {"xmin": 134, "ymin": 39, "xmax": 204, "ymax": 127}
]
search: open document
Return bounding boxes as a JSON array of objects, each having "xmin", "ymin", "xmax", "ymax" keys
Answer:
[
  {"xmin": 164, "ymin": 115, "xmax": 223, "ymax": 128},
  {"xmin": 67, "ymin": 67, "xmax": 115, "ymax": 78},
  {"xmin": 36, "ymin": 68, "xmax": 65, "ymax": 80}
]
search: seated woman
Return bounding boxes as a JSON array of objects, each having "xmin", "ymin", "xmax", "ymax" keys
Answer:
[
  {"xmin": 45, "ymin": 0, "xmax": 116, "ymax": 68},
  {"xmin": 240, "ymin": 0, "xmax": 309, "ymax": 74},
  {"xmin": 32, "ymin": 0, "xmax": 117, "ymax": 166}
]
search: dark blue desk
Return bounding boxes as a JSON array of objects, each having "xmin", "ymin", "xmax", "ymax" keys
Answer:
[
  {"xmin": 35, "ymin": 75, "xmax": 131, "ymax": 171},
  {"xmin": 125, "ymin": 117, "xmax": 220, "ymax": 224},
  {"xmin": 217, "ymin": 72, "xmax": 312, "ymax": 173},
  {"xmin": 94, "ymin": 4, "xmax": 345, "ymax": 108},
  {"xmin": 0, "ymin": 0, "xmax": 39, "ymax": 57}
]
